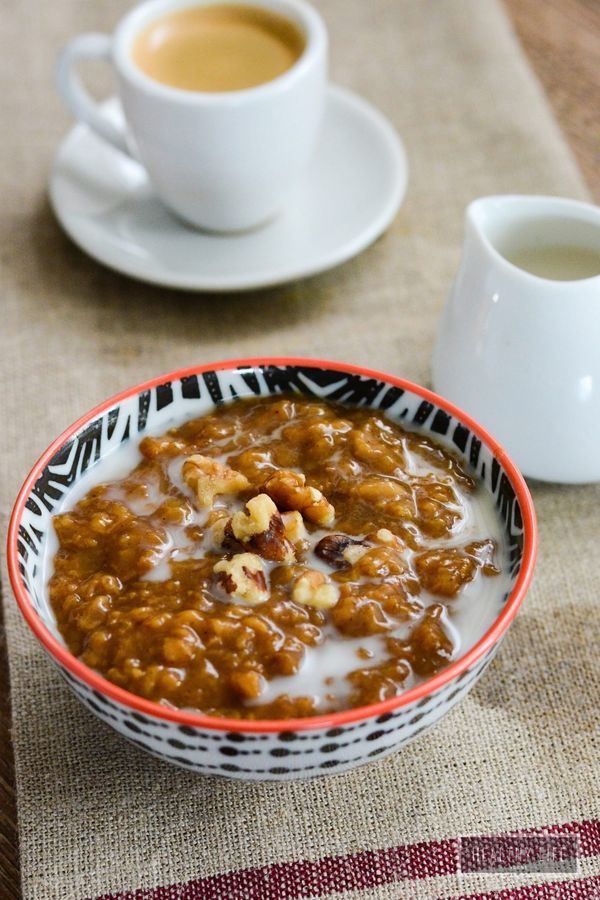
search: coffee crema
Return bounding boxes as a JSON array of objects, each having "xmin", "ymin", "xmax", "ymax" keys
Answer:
[{"xmin": 132, "ymin": 4, "xmax": 306, "ymax": 92}]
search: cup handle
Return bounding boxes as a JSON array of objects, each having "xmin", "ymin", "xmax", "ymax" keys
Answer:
[{"xmin": 56, "ymin": 33, "xmax": 133, "ymax": 158}]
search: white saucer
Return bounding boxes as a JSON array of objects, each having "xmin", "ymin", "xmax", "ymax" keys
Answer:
[{"xmin": 49, "ymin": 85, "xmax": 408, "ymax": 292}]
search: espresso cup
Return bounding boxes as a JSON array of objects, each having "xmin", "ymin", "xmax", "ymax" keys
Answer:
[{"xmin": 57, "ymin": 0, "xmax": 328, "ymax": 231}]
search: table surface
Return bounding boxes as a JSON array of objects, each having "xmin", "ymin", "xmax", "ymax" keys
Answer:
[{"xmin": 1, "ymin": 1, "xmax": 598, "ymax": 896}]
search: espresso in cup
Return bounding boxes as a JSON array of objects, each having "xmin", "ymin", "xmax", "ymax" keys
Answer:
[{"xmin": 132, "ymin": 3, "xmax": 306, "ymax": 92}]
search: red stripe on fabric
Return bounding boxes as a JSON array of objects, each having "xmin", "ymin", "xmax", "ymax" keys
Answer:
[
  {"xmin": 446, "ymin": 873, "xmax": 600, "ymax": 900},
  {"xmin": 93, "ymin": 820, "xmax": 600, "ymax": 900},
  {"xmin": 94, "ymin": 839, "xmax": 459, "ymax": 900},
  {"xmin": 522, "ymin": 821, "xmax": 600, "ymax": 858}
]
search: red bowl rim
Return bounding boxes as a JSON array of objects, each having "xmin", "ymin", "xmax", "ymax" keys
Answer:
[{"xmin": 7, "ymin": 357, "xmax": 537, "ymax": 733}]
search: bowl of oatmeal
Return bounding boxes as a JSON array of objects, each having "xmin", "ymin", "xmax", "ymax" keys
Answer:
[{"xmin": 8, "ymin": 359, "xmax": 537, "ymax": 779}]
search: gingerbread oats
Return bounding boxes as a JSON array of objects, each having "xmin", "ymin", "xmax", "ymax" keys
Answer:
[{"xmin": 47, "ymin": 395, "xmax": 505, "ymax": 719}]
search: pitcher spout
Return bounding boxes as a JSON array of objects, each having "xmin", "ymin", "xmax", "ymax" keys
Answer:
[{"xmin": 466, "ymin": 195, "xmax": 600, "ymax": 283}]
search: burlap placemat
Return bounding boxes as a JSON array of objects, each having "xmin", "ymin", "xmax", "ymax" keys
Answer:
[{"xmin": 1, "ymin": 1, "xmax": 598, "ymax": 898}]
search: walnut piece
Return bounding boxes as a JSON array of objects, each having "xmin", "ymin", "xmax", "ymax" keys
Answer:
[
  {"xmin": 314, "ymin": 534, "xmax": 369, "ymax": 569},
  {"xmin": 263, "ymin": 470, "xmax": 335, "ymax": 527},
  {"xmin": 343, "ymin": 543, "xmax": 369, "ymax": 566},
  {"xmin": 282, "ymin": 511, "xmax": 307, "ymax": 543},
  {"xmin": 182, "ymin": 454, "xmax": 250, "ymax": 508},
  {"xmin": 231, "ymin": 494, "xmax": 295, "ymax": 562},
  {"xmin": 213, "ymin": 553, "xmax": 269, "ymax": 606},
  {"xmin": 232, "ymin": 494, "xmax": 276, "ymax": 540},
  {"xmin": 292, "ymin": 569, "xmax": 339, "ymax": 610},
  {"xmin": 206, "ymin": 509, "xmax": 231, "ymax": 548}
]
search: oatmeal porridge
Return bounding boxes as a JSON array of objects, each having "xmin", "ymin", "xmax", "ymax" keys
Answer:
[{"xmin": 47, "ymin": 395, "xmax": 506, "ymax": 719}]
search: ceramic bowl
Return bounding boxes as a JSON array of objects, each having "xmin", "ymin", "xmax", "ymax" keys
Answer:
[{"xmin": 8, "ymin": 359, "xmax": 537, "ymax": 780}]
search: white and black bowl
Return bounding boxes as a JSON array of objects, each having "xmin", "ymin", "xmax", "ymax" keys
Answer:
[{"xmin": 8, "ymin": 359, "xmax": 537, "ymax": 780}]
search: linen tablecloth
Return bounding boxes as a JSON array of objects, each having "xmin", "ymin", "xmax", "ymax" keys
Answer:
[{"xmin": 1, "ymin": 1, "xmax": 598, "ymax": 898}]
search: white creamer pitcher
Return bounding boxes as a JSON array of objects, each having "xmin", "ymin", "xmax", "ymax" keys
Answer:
[{"xmin": 432, "ymin": 195, "xmax": 600, "ymax": 483}]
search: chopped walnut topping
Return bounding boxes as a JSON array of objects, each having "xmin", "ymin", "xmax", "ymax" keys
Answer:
[
  {"xmin": 231, "ymin": 494, "xmax": 295, "ymax": 562},
  {"xmin": 282, "ymin": 511, "xmax": 307, "ymax": 543},
  {"xmin": 292, "ymin": 569, "xmax": 339, "ymax": 610},
  {"xmin": 263, "ymin": 470, "xmax": 335, "ymax": 527},
  {"xmin": 213, "ymin": 553, "xmax": 269, "ymax": 606},
  {"xmin": 206, "ymin": 509, "xmax": 231, "ymax": 548},
  {"xmin": 232, "ymin": 494, "xmax": 277, "ymax": 540},
  {"xmin": 376, "ymin": 528, "xmax": 395, "ymax": 544},
  {"xmin": 343, "ymin": 543, "xmax": 369, "ymax": 565},
  {"xmin": 182, "ymin": 454, "xmax": 249, "ymax": 508},
  {"xmin": 314, "ymin": 533, "xmax": 369, "ymax": 569}
]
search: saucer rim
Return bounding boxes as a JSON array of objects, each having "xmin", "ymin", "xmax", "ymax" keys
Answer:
[{"xmin": 49, "ymin": 84, "xmax": 409, "ymax": 292}]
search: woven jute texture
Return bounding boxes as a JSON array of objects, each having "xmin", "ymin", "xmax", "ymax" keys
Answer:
[{"xmin": 1, "ymin": 1, "xmax": 597, "ymax": 898}]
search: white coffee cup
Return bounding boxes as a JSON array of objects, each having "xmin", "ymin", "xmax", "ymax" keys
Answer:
[{"xmin": 57, "ymin": 0, "xmax": 328, "ymax": 232}]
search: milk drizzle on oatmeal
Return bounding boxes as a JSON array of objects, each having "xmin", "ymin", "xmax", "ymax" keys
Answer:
[{"xmin": 44, "ymin": 397, "xmax": 511, "ymax": 718}]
